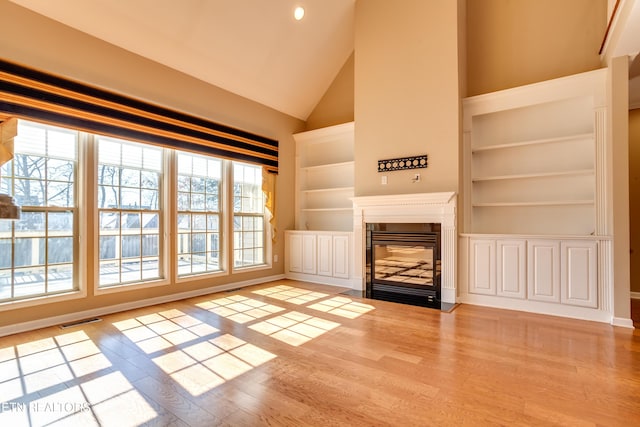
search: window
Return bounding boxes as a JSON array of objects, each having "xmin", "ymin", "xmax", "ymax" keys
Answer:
[
  {"xmin": 0, "ymin": 121, "xmax": 78, "ymax": 301},
  {"xmin": 233, "ymin": 162, "xmax": 267, "ymax": 268},
  {"xmin": 0, "ymin": 119, "xmax": 272, "ymax": 306},
  {"xmin": 177, "ymin": 152, "xmax": 222, "ymax": 276},
  {"xmin": 97, "ymin": 137, "xmax": 163, "ymax": 287}
]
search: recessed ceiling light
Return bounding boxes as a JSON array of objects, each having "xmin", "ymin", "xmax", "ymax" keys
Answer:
[{"xmin": 294, "ymin": 6, "xmax": 305, "ymax": 21}]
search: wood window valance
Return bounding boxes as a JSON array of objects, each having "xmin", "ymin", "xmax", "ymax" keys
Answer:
[{"xmin": 0, "ymin": 59, "xmax": 278, "ymax": 173}]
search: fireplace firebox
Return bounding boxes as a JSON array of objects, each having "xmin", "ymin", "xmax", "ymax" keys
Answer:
[{"xmin": 366, "ymin": 223, "xmax": 441, "ymax": 309}]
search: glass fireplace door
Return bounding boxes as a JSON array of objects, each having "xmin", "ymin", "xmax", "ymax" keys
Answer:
[
  {"xmin": 373, "ymin": 243, "xmax": 435, "ymax": 286},
  {"xmin": 367, "ymin": 230, "xmax": 441, "ymax": 308}
]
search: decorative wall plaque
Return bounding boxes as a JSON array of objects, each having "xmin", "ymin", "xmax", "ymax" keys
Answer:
[{"xmin": 378, "ymin": 155, "xmax": 428, "ymax": 172}]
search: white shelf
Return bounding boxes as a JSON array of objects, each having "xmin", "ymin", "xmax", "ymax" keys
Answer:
[
  {"xmin": 472, "ymin": 133, "xmax": 594, "ymax": 153},
  {"xmin": 472, "ymin": 169, "xmax": 594, "ymax": 182},
  {"xmin": 300, "ymin": 161, "xmax": 354, "ymax": 171},
  {"xmin": 301, "ymin": 207, "xmax": 353, "ymax": 212},
  {"xmin": 301, "ymin": 186, "xmax": 354, "ymax": 193},
  {"xmin": 473, "ymin": 200, "xmax": 594, "ymax": 207}
]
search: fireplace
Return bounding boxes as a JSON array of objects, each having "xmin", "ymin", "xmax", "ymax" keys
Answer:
[
  {"xmin": 352, "ymin": 192, "xmax": 457, "ymax": 308},
  {"xmin": 366, "ymin": 223, "xmax": 441, "ymax": 308}
]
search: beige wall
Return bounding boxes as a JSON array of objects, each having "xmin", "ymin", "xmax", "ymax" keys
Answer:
[
  {"xmin": 610, "ymin": 55, "xmax": 631, "ymax": 320},
  {"xmin": 354, "ymin": 0, "xmax": 462, "ymax": 197},
  {"xmin": 305, "ymin": 53, "xmax": 355, "ymax": 131},
  {"xmin": 0, "ymin": 2, "xmax": 303, "ymax": 329},
  {"xmin": 630, "ymin": 108, "xmax": 640, "ymax": 293},
  {"xmin": 466, "ymin": 0, "xmax": 607, "ymax": 97}
]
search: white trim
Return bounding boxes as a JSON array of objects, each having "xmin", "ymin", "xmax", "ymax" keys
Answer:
[
  {"xmin": 94, "ymin": 277, "xmax": 171, "ymax": 296},
  {"xmin": 231, "ymin": 263, "xmax": 272, "ymax": 275},
  {"xmin": 462, "ymin": 69, "xmax": 607, "ymax": 123},
  {"xmin": 351, "ymin": 192, "xmax": 457, "ymax": 304},
  {"xmin": 176, "ymin": 269, "xmax": 229, "ymax": 284},
  {"xmin": 611, "ymin": 316, "xmax": 635, "ymax": 328},
  {"xmin": 0, "ymin": 274, "xmax": 285, "ymax": 338},
  {"xmin": 460, "ymin": 293, "xmax": 614, "ymax": 324},
  {"xmin": 630, "ymin": 291, "xmax": 640, "ymax": 299},
  {"xmin": 284, "ymin": 271, "xmax": 359, "ymax": 290},
  {"xmin": 77, "ymin": 131, "xmax": 89, "ymax": 308},
  {"xmin": 460, "ymin": 233, "xmax": 613, "ymax": 241},
  {"xmin": 291, "ymin": 121, "xmax": 354, "ymax": 145}
]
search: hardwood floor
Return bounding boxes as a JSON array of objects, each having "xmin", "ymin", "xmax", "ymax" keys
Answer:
[
  {"xmin": 632, "ymin": 298, "xmax": 640, "ymax": 329},
  {"xmin": 0, "ymin": 279, "xmax": 638, "ymax": 426}
]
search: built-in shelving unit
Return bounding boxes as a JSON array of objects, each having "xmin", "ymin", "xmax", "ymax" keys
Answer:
[
  {"xmin": 463, "ymin": 76, "xmax": 603, "ymax": 236},
  {"xmin": 285, "ymin": 122, "xmax": 356, "ymax": 288},
  {"xmin": 293, "ymin": 122, "xmax": 354, "ymax": 231},
  {"xmin": 459, "ymin": 69, "xmax": 613, "ymax": 324}
]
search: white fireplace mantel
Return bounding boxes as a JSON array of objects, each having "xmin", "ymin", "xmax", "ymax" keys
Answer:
[{"xmin": 351, "ymin": 192, "xmax": 457, "ymax": 304}]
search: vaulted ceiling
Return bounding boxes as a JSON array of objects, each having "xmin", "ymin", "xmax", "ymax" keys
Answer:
[
  {"xmin": 7, "ymin": 0, "xmax": 640, "ymax": 114},
  {"xmin": 8, "ymin": 0, "xmax": 355, "ymax": 120}
]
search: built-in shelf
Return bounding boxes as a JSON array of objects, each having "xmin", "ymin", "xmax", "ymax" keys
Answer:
[
  {"xmin": 301, "ymin": 207, "xmax": 354, "ymax": 212},
  {"xmin": 300, "ymin": 161, "xmax": 354, "ymax": 171},
  {"xmin": 463, "ymin": 69, "xmax": 606, "ymax": 236},
  {"xmin": 459, "ymin": 69, "xmax": 614, "ymax": 325},
  {"xmin": 301, "ymin": 186, "xmax": 355, "ymax": 193},
  {"xmin": 294, "ymin": 122, "xmax": 354, "ymax": 231},
  {"xmin": 471, "ymin": 133, "xmax": 594, "ymax": 153},
  {"xmin": 473, "ymin": 200, "xmax": 594, "ymax": 207},
  {"xmin": 472, "ymin": 169, "xmax": 595, "ymax": 182}
]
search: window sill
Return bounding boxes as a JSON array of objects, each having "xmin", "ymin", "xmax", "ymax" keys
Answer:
[
  {"xmin": 176, "ymin": 269, "xmax": 229, "ymax": 284},
  {"xmin": 232, "ymin": 263, "xmax": 272, "ymax": 275},
  {"xmin": 94, "ymin": 277, "xmax": 171, "ymax": 296}
]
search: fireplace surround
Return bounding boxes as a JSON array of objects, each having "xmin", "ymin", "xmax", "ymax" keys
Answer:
[{"xmin": 352, "ymin": 192, "xmax": 457, "ymax": 307}]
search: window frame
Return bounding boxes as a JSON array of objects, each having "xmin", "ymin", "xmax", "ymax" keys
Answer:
[
  {"xmin": 174, "ymin": 150, "xmax": 228, "ymax": 283},
  {"xmin": 93, "ymin": 135, "xmax": 171, "ymax": 296},
  {"xmin": 230, "ymin": 161, "xmax": 272, "ymax": 273},
  {"xmin": 0, "ymin": 120, "xmax": 88, "ymax": 312},
  {"xmin": 0, "ymin": 119, "xmax": 274, "ymax": 308}
]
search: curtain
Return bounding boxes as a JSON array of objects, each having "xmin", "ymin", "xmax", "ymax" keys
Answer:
[
  {"xmin": 0, "ymin": 59, "xmax": 278, "ymax": 173},
  {"xmin": 0, "ymin": 118, "xmax": 17, "ymax": 167},
  {"xmin": 262, "ymin": 168, "xmax": 277, "ymax": 243}
]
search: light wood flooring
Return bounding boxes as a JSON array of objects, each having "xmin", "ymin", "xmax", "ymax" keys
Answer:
[
  {"xmin": 0, "ymin": 279, "xmax": 639, "ymax": 426},
  {"xmin": 632, "ymin": 297, "xmax": 640, "ymax": 329}
]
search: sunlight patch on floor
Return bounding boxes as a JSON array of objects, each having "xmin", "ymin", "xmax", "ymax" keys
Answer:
[
  {"xmin": 252, "ymin": 284, "xmax": 329, "ymax": 304},
  {"xmin": 0, "ymin": 334, "xmax": 155, "ymax": 427},
  {"xmin": 307, "ymin": 296, "xmax": 375, "ymax": 319},
  {"xmin": 249, "ymin": 311, "xmax": 340, "ymax": 346},
  {"xmin": 113, "ymin": 309, "xmax": 219, "ymax": 354},
  {"xmin": 152, "ymin": 333, "xmax": 276, "ymax": 395},
  {"xmin": 80, "ymin": 371, "xmax": 158, "ymax": 426},
  {"xmin": 0, "ymin": 331, "xmax": 113, "ymax": 398},
  {"xmin": 196, "ymin": 295, "xmax": 285, "ymax": 324}
]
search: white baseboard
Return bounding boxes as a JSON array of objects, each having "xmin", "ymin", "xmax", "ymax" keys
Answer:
[
  {"xmin": 441, "ymin": 288, "xmax": 456, "ymax": 305},
  {"xmin": 611, "ymin": 317, "xmax": 635, "ymax": 329},
  {"xmin": 630, "ymin": 291, "xmax": 640, "ymax": 300},
  {"xmin": 0, "ymin": 274, "xmax": 285, "ymax": 338},
  {"xmin": 459, "ymin": 293, "xmax": 613, "ymax": 324},
  {"xmin": 284, "ymin": 272, "xmax": 359, "ymax": 290}
]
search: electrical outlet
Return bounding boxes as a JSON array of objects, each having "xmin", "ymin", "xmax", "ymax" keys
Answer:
[
  {"xmin": 381, "ymin": 175, "xmax": 388, "ymax": 185},
  {"xmin": 273, "ymin": 254, "xmax": 278, "ymax": 263}
]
